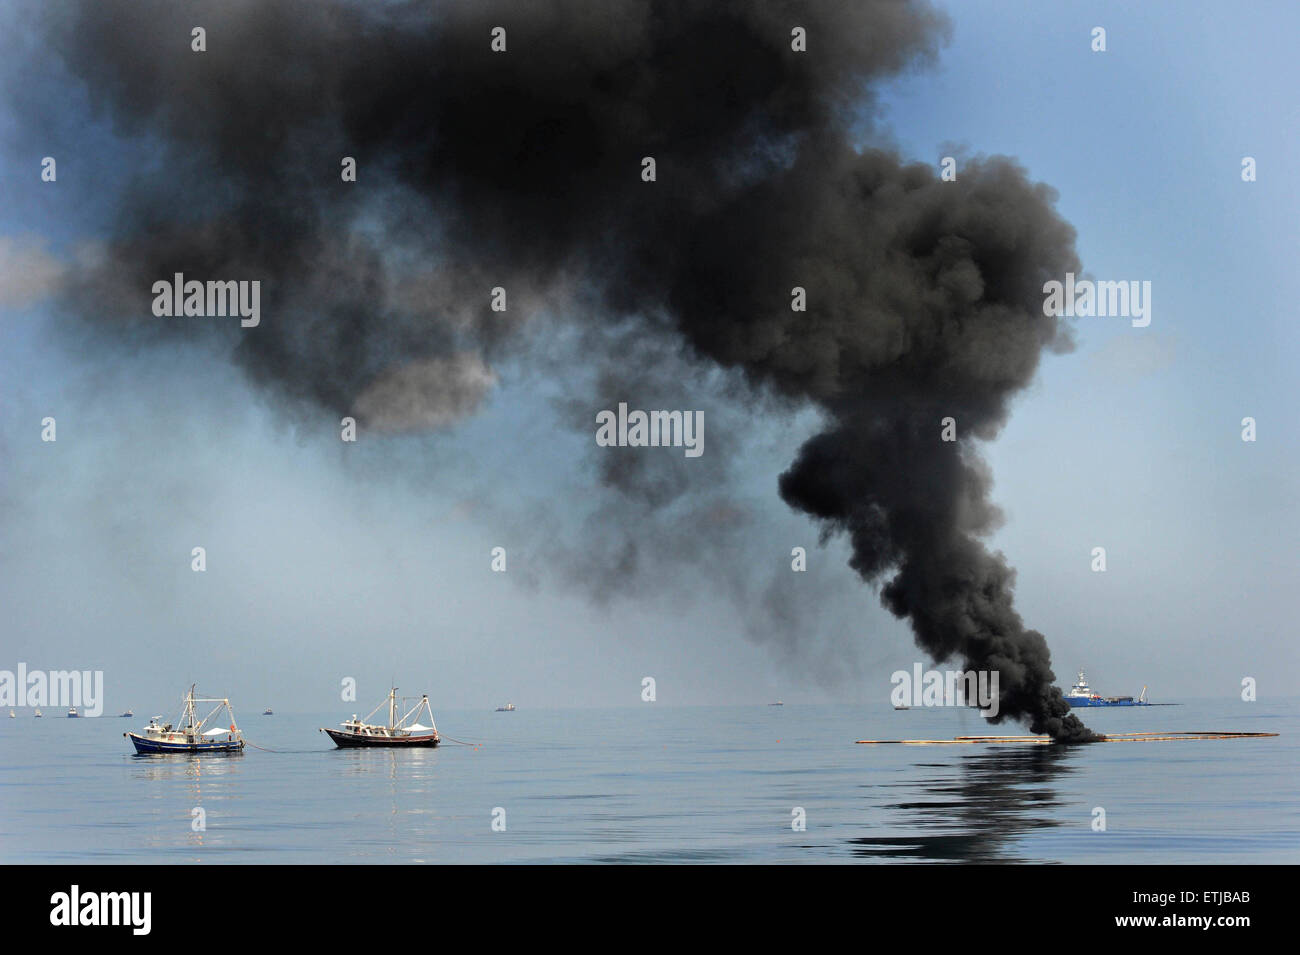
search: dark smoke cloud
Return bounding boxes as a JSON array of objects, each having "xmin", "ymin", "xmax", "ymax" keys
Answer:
[
  {"xmin": 666, "ymin": 143, "xmax": 1092, "ymax": 738},
  {"xmin": 25, "ymin": 0, "xmax": 1093, "ymax": 738}
]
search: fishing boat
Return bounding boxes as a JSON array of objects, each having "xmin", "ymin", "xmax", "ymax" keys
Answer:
[
  {"xmin": 123, "ymin": 685, "xmax": 244, "ymax": 754},
  {"xmin": 495, "ymin": 702, "xmax": 516, "ymax": 712},
  {"xmin": 262, "ymin": 708, "xmax": 273, "ymax": 716},
  {"xmin": 769, "ymin": 700, "xmax": 784, "ymax": 706},
  {"xmin": 321, "ymin": 687, "xmax": 440, "ymax": 747},
  {"xmin": 119, "ymin": 709, "xmax": 133, "ymax": 718},
  {"xmin": 67, "ymin": 707, "xmax": 78, "ymax": 718}
]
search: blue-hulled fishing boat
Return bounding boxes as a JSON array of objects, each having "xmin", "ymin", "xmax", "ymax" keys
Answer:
[{"xmin": 124, "ymin": 685, "xmax": 245, "ymax": 754}]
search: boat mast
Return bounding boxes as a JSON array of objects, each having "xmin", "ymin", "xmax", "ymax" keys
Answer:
[
  {"xmin": 424, "ymin": 694, "xmax": 437, "ymax": 734},
  {"xmin": 389, "ymin": 687, "xmax": 396, "ymax": 731}
]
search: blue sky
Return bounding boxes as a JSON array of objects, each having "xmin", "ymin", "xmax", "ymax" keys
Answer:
[{"xmin": 1, "ymin": 1, "xmax": 1295, "ymax": 713}]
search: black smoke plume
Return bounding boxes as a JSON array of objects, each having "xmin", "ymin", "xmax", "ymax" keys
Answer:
[{"xmin": 27, "ymin": 0, "xmax": 1094, "ymax": 739}]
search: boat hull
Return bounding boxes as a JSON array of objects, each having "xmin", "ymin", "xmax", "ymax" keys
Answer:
[
  {"xmin": 125, "ymin": 732, "xmax": 244, "ymax": 754},
  {"xmin": 323, "ymin": 728, "xmax": 440, "ymax": 748},
  {"xmin": 1066, "ymin": 698, "xmax": 1149, "ymax": 707}
]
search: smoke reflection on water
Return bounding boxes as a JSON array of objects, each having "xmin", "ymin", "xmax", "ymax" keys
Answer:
[{"xmin": 848, "ymin": 745, "xmax": 1082, "ymax": 863}]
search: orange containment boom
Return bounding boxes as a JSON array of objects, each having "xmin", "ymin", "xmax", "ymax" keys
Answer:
[{"xmin": 855, "ymin": 731, "xmax": 1280, "ymax": 745}]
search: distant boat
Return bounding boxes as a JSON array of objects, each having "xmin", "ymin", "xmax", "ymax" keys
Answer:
[
  {"xmin": 1064, "ymin": 670, "xmax": 1156, "ymax": 707},
  {"xmin": 124, "ymin": 685, "xmax": 244, "ymax": 754},
  {"xmin": 33, "ymin": 708, "xmax": 42, "ymax": 718},
  {"xmin": 768, "ymin": 700, "xmax": 784, "ymax": 706},
  {"xmin": 119, "ymin": 709, "xmax": 133, "ymax": 718},
  {"xmin": 7, "ymin": 709, "xmax": 14, "ymax": 718},
  {"xmin": 67, "ymin": 707, "xmax": 79, "ymax": 718},
  {"xmin": 262, "ymin": 709, "xmax": 273, "ymax": 716},
  {"xmin": 321, "ymin": 687, "xmax": 440, "ymax": 748},
  {"xmin": 495, "ymin": 702, "xmax": 516, "ymax": 712},
  {"xmin": 894, "ymin": 705, "xmax": 910, "ymax": 710}
]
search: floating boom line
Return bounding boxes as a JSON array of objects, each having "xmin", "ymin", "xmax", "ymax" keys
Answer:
[{"xmin": 855, "ymin": 731, "xmax": 1279, "ymax": 745}]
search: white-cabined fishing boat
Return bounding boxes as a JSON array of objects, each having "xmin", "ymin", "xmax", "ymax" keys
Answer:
[
  {"xmin": 320, "ymin": 687, "xmax": 440, "ymax": 748},
  {"xmin": 123, "ymin": 685, "xmax": 244, "ymax": 754}
]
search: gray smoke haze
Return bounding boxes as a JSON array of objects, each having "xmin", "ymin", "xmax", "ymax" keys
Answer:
[{"xmin": 25, "ymin": 0, "xmax": 1093, "ymax": 738}]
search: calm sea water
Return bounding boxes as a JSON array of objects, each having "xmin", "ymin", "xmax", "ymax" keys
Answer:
[{"xmin": 2, "ymin": 700, "xmax": 1297, "ymax": 864}]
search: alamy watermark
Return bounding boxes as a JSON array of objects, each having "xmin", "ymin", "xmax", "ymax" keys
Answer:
[
  {"xmin": 50, "ymin": 885, "xmax": 150, "ymax": 935},
  {"xmin": 891, "ymin": 664, "xmax": 1000, "ymax": 717},
  {"xmin": 151, "ymin": 273, "xmax": 260, "ymax": 327},
  {"xmin": 1042, "ymin": 272, "xmax": 1150, "ymax": 327},
  {"xmin": 0, "ymin": 664, "xmax": 103, "ymax": 716},
  {"xmin": 595, "ymin": 403, "xmax": 703, "ymax": 457}
]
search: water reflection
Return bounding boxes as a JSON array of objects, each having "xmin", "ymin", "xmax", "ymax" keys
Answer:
[
  {"xmin": 128, "ymin": 752, "xmax": 245, "ymax": 853},
  {"xmin": 328, "ymin": 746, "xmax": 441, "ymax": 783},
  {"xmin": 325, "ymin": 747, "xmax": 444, "ymax": 854},
  {"xmin": 849, "ymin": 745, "xmax": 1082, "ymax": 862}
]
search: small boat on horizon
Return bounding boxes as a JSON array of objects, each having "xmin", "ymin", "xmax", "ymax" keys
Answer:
[
  {"xmin": 768, "ymin": 701, "xmax": 783, "ymax": 706},
  {"xmin": 894, "ymin": 705, "xmax": 910, "ymax": 710},
  {"xmin": 495, "ymin": 702, "xmax": 516, "ymax": 712},
  {"xmin": 7, "ymin": 709, "xmax": 14, "ymax": 718},
  {"xmin": 124, "ymin": 685, "xmax": 244, "ymax": 754},
  {"xmin": 67, "ymin": 707, "xmax": 78, "ymax": 718},
  {"xmin": 119, "ymin": 709, "xmax": 133, "ymax": 718},
  {"xmin": 33, "ymin": 708, "xmax": 41, "ymax": 718},
  {"xmin": 262, "ymin": 708, "xmax": 273, "ymax": 716},
  {"xmin": 321, "ymin": 687, "xmax": 440, "ymax": 748}
]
